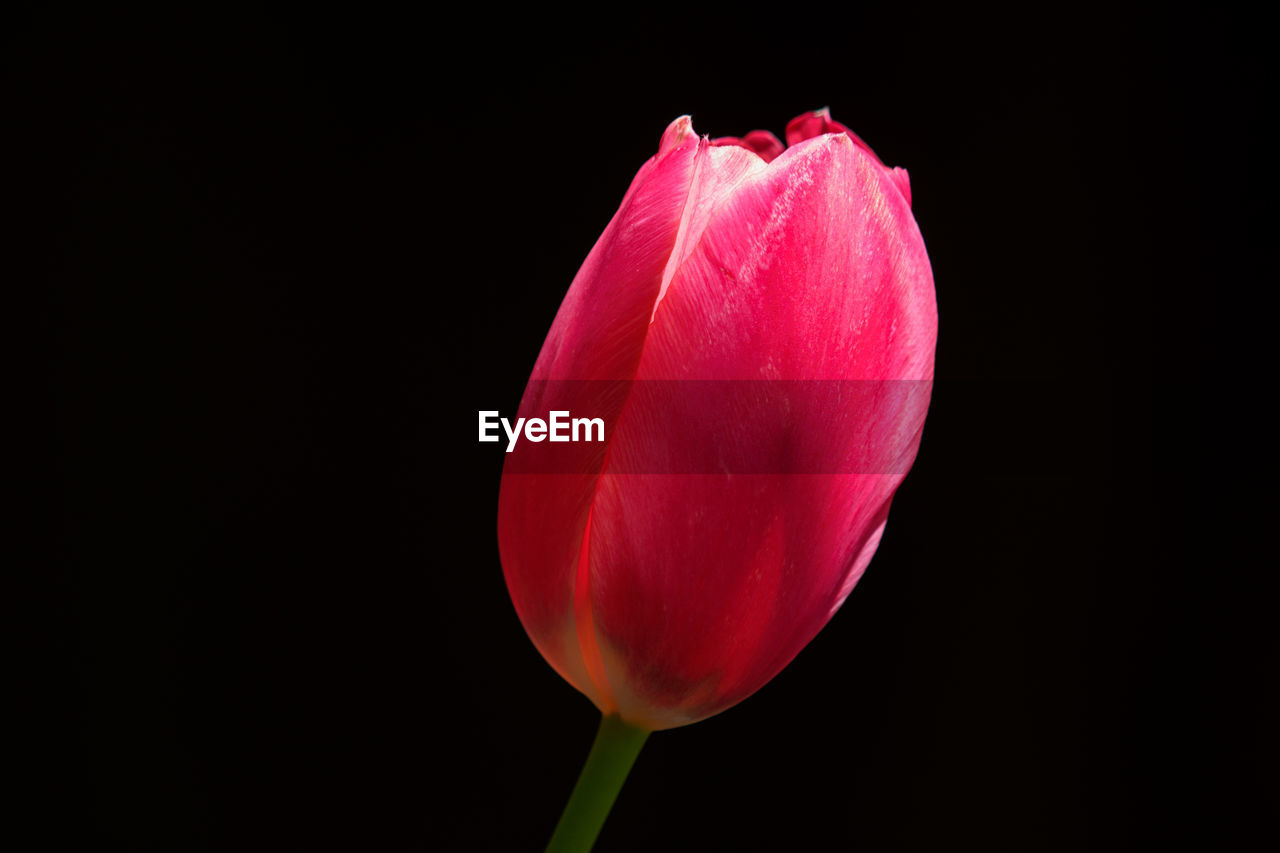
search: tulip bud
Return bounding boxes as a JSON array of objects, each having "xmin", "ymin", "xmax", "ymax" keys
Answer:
[{"xmin": 499, "ymin": 110, "xmax": 936, "ymax": 732}]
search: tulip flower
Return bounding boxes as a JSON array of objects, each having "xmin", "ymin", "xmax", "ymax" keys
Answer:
[{"xmin": 498, "ymin": 108, "xmax": 936, "ymax": 850}]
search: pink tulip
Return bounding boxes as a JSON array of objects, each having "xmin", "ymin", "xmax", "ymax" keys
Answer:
[{"xmin": 499, "ymin": 109, "xmax": 936, "ymax": 733}]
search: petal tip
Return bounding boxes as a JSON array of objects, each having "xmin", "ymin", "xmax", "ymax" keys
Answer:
[
  {"xmin": 659, "ymin": 115, "xmax": 696, "ymax": 155},
  {"xmin": 890, "ymin": 167, "xmax": 912, "ymax": 207}
]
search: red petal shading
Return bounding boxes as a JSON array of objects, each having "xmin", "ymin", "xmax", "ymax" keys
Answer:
[
  {"xmin": 585, "ymin": 134, "xmax": 937, "ymax": 728},
  {"xmin": 785, "ymin": 107, "xmax": 886, "ymax": 166},
  {"xmin": 711, "ymin": 129, "xmax": 786, "ymax": 163}
]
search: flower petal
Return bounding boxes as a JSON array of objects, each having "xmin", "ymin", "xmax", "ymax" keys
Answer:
[
  {"xmin": 785, "ymin": 107, "xmax": 885, "ymax": 166},
  {"xmin": 711, "ymin": 129, "xmax": 786, "ymax": 163},
  {"xmin": 888, "ymin": 166, "xmax": 912, "ymax": 207},
  {"xmin": 498, "ymin": 116, "xmax": 703, "ymax": 709},
  {"xmin": 584, "ymin": 133, "xmax": 937, "ymax": 727},
  {"xmin": 654, "ymin": 139, "xmax": 769, "ymax": 321}
]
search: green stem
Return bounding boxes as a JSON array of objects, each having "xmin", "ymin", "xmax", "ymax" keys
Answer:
[{"xmin": 545, "ymin": 714, "xmax": 650, "ymax": 853}]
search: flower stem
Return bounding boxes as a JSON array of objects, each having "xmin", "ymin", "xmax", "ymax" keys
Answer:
[{"xmin": 545, "ymin": 714, "xmax": 650, "ymax": 853}]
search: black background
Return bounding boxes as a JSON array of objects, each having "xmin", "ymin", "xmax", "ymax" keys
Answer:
[{"xmin": 19, "ymin": 4, "xmax": 1267, "ymax": 850}]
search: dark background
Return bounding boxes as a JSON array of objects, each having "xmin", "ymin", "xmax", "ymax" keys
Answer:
[{"xmin": 19, "ymin": 4, "xmax": 1266, "ymax": 850}]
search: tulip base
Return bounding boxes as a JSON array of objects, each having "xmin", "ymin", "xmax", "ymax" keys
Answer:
[{"xmin": 545, "ymin": 714, "xmax": 650, "ymax": 852}]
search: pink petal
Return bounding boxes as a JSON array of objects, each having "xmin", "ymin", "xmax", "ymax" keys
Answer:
[
  {"xmin": 711, "ymin": 129, "xmax": 786, "ymax": 163},
  {"xmin": 889, "ymin": 166, "xmax": 912, "ymax": 207},
  {"xmin": 498, "ymin": 116, "xmax": 702, "ymax": 710},
  {"xmin": 785, "ymin": 107, "xmax": 886, "ymax": 166},
  {"xmin": 584, "ymin": 133, "xmax": 937, "ymax": 728},
  {"xmin": 654, "ymin": 139, "xmax": 768, "ymax": 321}
]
